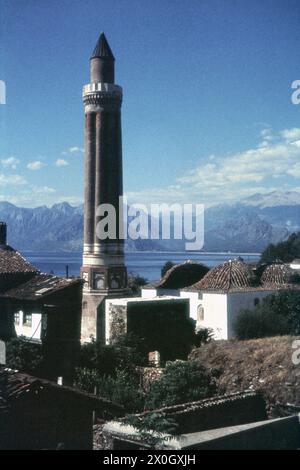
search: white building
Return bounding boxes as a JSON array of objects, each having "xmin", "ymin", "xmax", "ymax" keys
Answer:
[
  {"xmin": 142, "ymin": 259, "xmax": 292, "ymax": 340},
  {"xmin": 13, "ymin": 310, "xmax": 42, "ymax": 342},
  {"xmin": 290, "ymin": 259, "xmax": 300, "ymax": 270}
]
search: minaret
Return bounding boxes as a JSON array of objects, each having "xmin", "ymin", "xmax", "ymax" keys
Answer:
[{"xmin": 81, "ymin": 33, "xmax": 127, "ymax": 343}]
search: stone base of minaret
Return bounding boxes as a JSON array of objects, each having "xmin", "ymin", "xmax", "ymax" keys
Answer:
[{"xmin": 80, "ymin": 264, "xmax": 128, "ymax": 343}]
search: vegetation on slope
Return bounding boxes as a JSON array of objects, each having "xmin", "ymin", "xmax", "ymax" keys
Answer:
[
  {"xmin": 260, "ymin": 232, "xmax": 300, "ymax": 263},
  {"xmin": 189, "ymin": 336, "xmax": 300, "ymax": 415}
]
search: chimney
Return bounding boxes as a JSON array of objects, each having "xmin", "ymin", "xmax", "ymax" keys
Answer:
[{"xmin": 0, "ymin": 222, "xmax": 7, "ymax": 246}]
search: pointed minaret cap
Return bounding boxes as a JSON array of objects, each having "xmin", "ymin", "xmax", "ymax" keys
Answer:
[{"xmin": 91, "ymin": 32, "xmax": 115, "ymax": 60}]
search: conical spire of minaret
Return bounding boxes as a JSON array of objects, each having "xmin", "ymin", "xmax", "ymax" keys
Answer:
[{"xmin": 91, "ymin": 32, "xmax": 115, "ymax": 60}]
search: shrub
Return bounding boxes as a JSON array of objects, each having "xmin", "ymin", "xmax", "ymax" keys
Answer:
[
  {"xmin": 260, "ymin": 232, "xmax": 300, "ymax": 264},
  {"xmin": 145, "ymin": 361, "xmax": 217, "ymax": 410},
  {"xmin": 79, "ymin": 334, "xmax": 146, "ymax": 375},
  {"xmin": 128, "ymin": 274, "xmax": 148, "ymax": 295},
  {"xmin": 233, "ymin": 308, "xmax": 289, "ymax": 340},
  {"xmin": 234, "ymin": 289, "xmax": 300, "ymax": 340},
  {"xmin": 193, "ymin": 328, "xmax": 214, "ymax": 347},
  {"xmin": 75, "ymin": 368, "xmax": 144, "ymax": 413},
  {"xmin": 123, "ymin": 412, "xmax": 179, "ymax": 447},
  {"xmin": 6, "ymin": 337, "xmax": 44, "ymax": 375}
]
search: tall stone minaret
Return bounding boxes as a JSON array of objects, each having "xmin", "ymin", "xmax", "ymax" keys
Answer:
[{"xmin": 81, "ymin": 33, "xmax": 127, "ymax": 343}]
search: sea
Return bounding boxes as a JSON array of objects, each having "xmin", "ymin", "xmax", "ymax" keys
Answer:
[{"xmin": 24, "ymin": 251, "xmax": 260, "ymax": 282}]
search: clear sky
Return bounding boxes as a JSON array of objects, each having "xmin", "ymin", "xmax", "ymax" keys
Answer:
[{"xmin": 1, "ymin": 0, "xmax": 300, "ymax": 207}]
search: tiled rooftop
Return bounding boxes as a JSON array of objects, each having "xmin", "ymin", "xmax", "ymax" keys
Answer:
[
  {"xmin": 1, "ymin": 273, "xmax": 82, "ymax": 301},
  {"xmin": 0, "ymin": 248, "xmax": 38, "ymax": 275}
]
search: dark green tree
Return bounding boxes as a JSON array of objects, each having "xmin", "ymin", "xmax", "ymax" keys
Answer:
[
  {"xmin": 260, "ymin": 232, "xmax": 300, "ymax": 264},
  {"xmin": 127, "ymin": 274, "xmax": 148, "ymax": 295},
  {"xmin": 146, "ymin": 361, "xmax": 217, "ymax": 410},
  {"xmin": 79, "ymin": 334, "xmax": 147, "ymax": 376},
  {"xmin": 6, "ymin": 337, "xmax": 44, "ymax": 375},
  {"xmin": 75, "ymin": 368, "xmax": 144, "ymax": 413},
  {"xmin": 234, "ymin": 289, "xmax": 300, "ymax": 339}
]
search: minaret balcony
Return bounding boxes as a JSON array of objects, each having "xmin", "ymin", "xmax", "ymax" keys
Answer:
[{"xmin": 82, "ymin": 82, "xmax": 122, "ymax": 97}]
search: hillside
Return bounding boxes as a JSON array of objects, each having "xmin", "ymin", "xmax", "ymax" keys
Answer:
[{"xmin": 189, "ymin": 336, "xmax": 300, "ymax": 416}]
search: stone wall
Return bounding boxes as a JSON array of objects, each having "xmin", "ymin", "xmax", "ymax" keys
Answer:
[{"xmin": 106, "ymin": 302, "xmax": 127, "ymax": 344}]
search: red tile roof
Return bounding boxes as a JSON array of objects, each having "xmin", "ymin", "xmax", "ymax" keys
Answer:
[
  {"xmin": 0, "ymin": 248, "xmax": 38, "ymax": 275},
  {"xmin": 189, "ymin": 259, "xmax": 256, "ymax": 291},
  {"xmin": 156, "ymin": 260, "xmax": 209, "ymax": 290},
  {"xmin": 1, "ymin": 273, "xmax": 82, "ymax": 301}
]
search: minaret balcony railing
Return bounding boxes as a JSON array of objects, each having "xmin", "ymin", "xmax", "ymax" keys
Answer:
[{"xmin": 82, "ymin": 82, "xmax": 122, "ymax": 97}]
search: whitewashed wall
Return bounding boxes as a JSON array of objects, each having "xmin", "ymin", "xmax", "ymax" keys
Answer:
[
  {"xmin": 141, "ymin": 288, "xmax": 157, "ymax": 299},
  {"xmin": 180, "ymin": 290, "xmax": 228, "ymax": 340},
  {"xmin": 290, "ymin": 263, "xmax": 300, "ymax": 270},
  {"xmin": 14, "ymin": 311, "xmax": 42, "ymax": 342}
]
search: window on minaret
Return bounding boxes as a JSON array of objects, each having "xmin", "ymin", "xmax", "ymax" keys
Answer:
[{"xmin": 94, "ymin": 273, "xmax": 105, "ymax": 290}]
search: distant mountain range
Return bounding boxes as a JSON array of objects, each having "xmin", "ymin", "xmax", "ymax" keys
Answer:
[{"xmin": 0, "ymin": 190, "xmax": 299, "ymax": 253}]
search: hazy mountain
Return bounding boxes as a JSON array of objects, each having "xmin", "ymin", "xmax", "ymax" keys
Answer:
[
  {"xmin": 0, "ymin": 190, "xmax": 299, "ymax": 253},
  {"xmin": 241, "ymin": 191, "xmax": 300, "ymax": 208}
]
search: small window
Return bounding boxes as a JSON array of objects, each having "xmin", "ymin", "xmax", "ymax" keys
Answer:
[
  {"xmin": 93, "ymin": 272, "xmax": 105, "ymax": 290},
  {"xmin": 14, "ymin": 312, "xmax": 20, "ymax": 325},
  {"xmin": 254, "ymin": 298, "xmax": 260, "ymax": 307},
  {"xmin": 23, "ymin": 313, "xmax": 32, "ymax": 327},
  {"xmin": 197, "ymin": 305, "xmax": 204, "ymax": 322}
]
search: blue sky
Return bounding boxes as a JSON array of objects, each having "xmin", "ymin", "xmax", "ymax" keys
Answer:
[{"xmin": 1, "ymin": 0, "xmax": 300, "ymax": 207}]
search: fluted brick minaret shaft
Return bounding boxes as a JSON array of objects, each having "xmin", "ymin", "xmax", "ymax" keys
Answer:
[{"xmin": 81, "ymin": 33, "xmax": 127, "ymax": 343}]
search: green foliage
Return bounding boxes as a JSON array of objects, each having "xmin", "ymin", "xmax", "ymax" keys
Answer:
[
  {"xmin": 161, "ymin": 261, "xmax": 175, "ymax": 277},
  {"xmin": 6, "ymin": 337, "xmax": 44, "ymax": 375},
  {"xmin": 76, "ymin": 335, "xmax": 148, "ymax": 412},
  {"xmin": 79, "ymin": 334, "xmax": 147, "ymax": 375},
  {"xmin": 123, "ymin": 412, "xmax": 179, "ymax": 447},
  {"xmin": 260, "ymin": 232, "xmax": 300, "ymax": 264},
  {"xmin": 193, "ymin": 328, "xmax": 214, "ymax": 347},
  {"xmin": 234, "ymin": 289, "xmax": 300, "ymax": 340},
  {"xmin": 128, "ymin": 274, "xmax": 148, "ymax": 295},
  {"xmin": 97, "ymin": 371, "xmax": 144, "ymax": 413},
  {"xmin": 75, "ymin": 368, "xmax": 144, "ymax": 413},
  {"xmin": 74, "ymin": 367, "xmax": 99, "ymax": 393},
  {"xmin": 233, "ymin": 308, "xmax": 289, "ymax": 340},
  {"xmin": 145, "ymin": 361, "xmax": 217, "ymax": 410}
]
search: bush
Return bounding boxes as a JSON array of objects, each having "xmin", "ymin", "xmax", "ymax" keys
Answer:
[
  {"xmin": 79, "ymin": 334, "xmax": 147, "ymax": 375},
  {"xmin": 234, "ymin": 289, "xmax": 300, "ymax": 340},
  {"xmin": 6, "ymin": 337, "xmax": 44, "ymax": 375},
  {"xmin": 193, "ymin": 328, "xmax": 214, "ymax": 347},
  {"xmin": 128, "ymin": 274, "xmax": 148, "ymax": 295},
  {"xmin": 260, "ymin": 232, "xmax": 300, "ymax": 264},
  {"xmin": 145, "ymin": 361, "xmax": 217, "ymax": 410},
  {"xmin": 75, "ymin": 368, "xmax": 144, "ymax": 413},
  {"xmin": 123, "ymin": 412, "xmax": 179, "ymax": 447},
  {"xmin": 233, "ymin": 308, "xmax": 289, "ymax": 340}
]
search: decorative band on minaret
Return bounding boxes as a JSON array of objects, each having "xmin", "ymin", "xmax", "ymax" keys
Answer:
[{"xmin": 81, "ymin": 33, "xmax": 128, "ymax": 343}]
